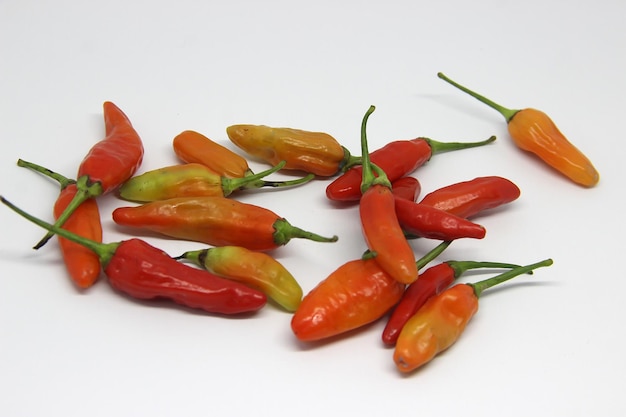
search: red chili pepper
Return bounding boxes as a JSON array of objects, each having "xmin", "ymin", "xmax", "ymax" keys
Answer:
[
  {"xmin": 358, "ymin": 106, "xmax": 418, "ymax": 285},
  {"xmin": 391, "ymin": 176, "xmax": 421, "ymax": 201},
  {"xmin": 35, "ymin": 101, "xmax": 144, "ymax": 249},
  {"xmin": 1, "ymin": 196, "xmax": 267, "ymax": 315},
  {"xmin": 325, "ymin": 135, "xmax": 496, "ymax": 202},
  {"xmin": 393, "ymin": 258, "xmax": 553, "ymax": 373},
  {"xmin": 381, "ymin": 259, "xmax": 525, "ymax": 346},
  {"xmin": 418, "ymin": 176, "xmax": 521, "ymax": 219},
  {"xmin": 395, "ymin": 198, "xmax": 487, "ymax": 240},
  {"xmin": 112, "ymin": 196, "xmax": 338, "ymax": 251}
]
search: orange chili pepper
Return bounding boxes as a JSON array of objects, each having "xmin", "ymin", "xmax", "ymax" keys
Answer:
[
  {"xmin": 394, "ymin": 258, "xmax": 553, "ymax": 373},
  {"xmin": 226, "ymin": 124, "xmax": 355, "ymax": 177},
  {"xmin": 437, "ymin": 72, "xmax": 599, "ymax": 187}
]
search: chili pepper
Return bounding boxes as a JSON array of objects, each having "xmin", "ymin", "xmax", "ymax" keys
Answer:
[
  {"xmin": 176, "ymin": 246, "xmax": 302, "ymax": 312},
  {"xmin": 418, "ymin": 176, "xmax": 521, "ymax": 219},
  {"xmin": 112, "ymin": 196, "xmax": 338, "ymax": 251},
  {"xmin": 382, "ymin": 259, "xmax": 525, "ymax": 346},
  {"xmin": 437, "ymin": 72, "xmax": 599, "ymax": 187},
  {"xmin": 358, "ymin": 105, "xmax": 418, "ymax": 285},
  {"xmin": 35, "ymin": 101, "xmax": 144, "ymax": 249},
  {"xmin": 393, "ymin": 258, "xmax": 553, "ymax": 373},
  {"xmin": 395, "ymin": 198, "xmax": 486, "ymax": 240},
  {"xmin": 226, "ymin": 124, "xmax": 359, "ymax": 177},
  {"xmin": 17, "ymin": 159, "xmax": 103, "ymax": 289},
  {"xmin": 391, "ymin": 176, "xmax": 421, "ymax": 201},
  {"xmin": 325, "ymin": 135, "xmax": 496, "ymax": 202},
  {"xmin": 1, "ymin": 196, "xmax": 267, "ymax": 315}
]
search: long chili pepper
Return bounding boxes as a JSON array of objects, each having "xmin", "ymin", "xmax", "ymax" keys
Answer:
[
  {"xmin": 395, "ymin": 198, "xmax": 487, "ymax": 240},
  {"xmin": 290, "ymin": 241, "xmax": 451, "ymax": 342},
  {"xmin": 325, "ymin": 135, "xmax": 496, "ymax": 202},
  {"xmin": 112, "ymin": 196, "xmax": 338, "ymax": 251},
  {"xmin": 226, "ymin": 124, "xmax": 359, "ymax": 177},
  {"xmin": 418, "ymin": 176, "xmax": 521, "ymax": 219},
  {"xmin": 176, "ymin": 246, "xmax": 303, "ymax": 312},
  {"xmin": 35, "ymin": 101, "xmax": 144, "ymax": 249},
  {"xmin": 391, "ymin": 176, "xmax": 421, "ymax": 201},
  {"xmin": 381, "ymin": 259, "xmax": 526, "ymax": 346},
  {"xmin": 17, "ymin": 159, "xmax": 103, "ymax": 289},
  {"xmin": 437, "ymin": 72, "xmax": 599, "ymax": 187},
  {"xmin": 1, "ymin": 196, "xmax": 267, "ymax": 315},
  {"xmin": 393, "ymin": 258, "xmax": 553, "ymax": 373},
  {"xmin": 358, "ymin": 105, "xmax": 418, "ymax": 285}
]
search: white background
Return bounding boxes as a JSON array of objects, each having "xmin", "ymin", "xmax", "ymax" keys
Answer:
[{"xmin": 1, "ymin": 1, "xmax": 624, "ymax": 416}]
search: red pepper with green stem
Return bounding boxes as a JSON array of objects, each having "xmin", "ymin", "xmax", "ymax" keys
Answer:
[
  {"xmin": 1, "ymin": 196, "xmax": 267, "ymax": 315},
  {"xmin": 326, "ymin": 135, "xmax": 496, "ymax": 202},
  {"xmin": 358, "ymin": 105, "xmax": 418, "ymax": 285},
  {"xmin": 437, "ymin": 72, "xmax": 599, "ymax": 187},
  {"xmin": 35, "ymin": 101, "xmax": 144, "ymax": 249},
  {"xmin": 393, "ymin": 258, "xmax": 553, "ymax": 373}
]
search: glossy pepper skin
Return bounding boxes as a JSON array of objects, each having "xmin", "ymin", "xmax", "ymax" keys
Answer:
[
  {"xmin": 1, "ymin": 197, "xmax": 267, "ymax": 315},
  {"xmin": 391, "ymin": 176, "xmax": 421, "ymax": 201},
  {"xmin": 394, "ymin": 259, "xmax": 553, "ymax": 373},
  {"xmin": 112, "ymin": 196, "xmax": 338, "ymax": 251},
  {"xmin": 177, "ymin": 246, "xmax": 303, "ymax": 312},
  {"xmin": 226, "ymin": 124, "xmax": 352, "ymax": 177},
  {"xmin": 438, "ymin": 72, "xmax": 599, "ymax": 187},
  {"xmin": 325, "ymin": 135, "xmax": 496, "ymax": 202},
  {"xmin": 419, "ymin": 176, "xmax": 520, "ymax": 219}
]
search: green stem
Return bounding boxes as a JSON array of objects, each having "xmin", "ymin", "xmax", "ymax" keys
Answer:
[
  {"xmin": 338, "ymin": 147, "xmax": 362, "ymax": 173},
  {"xmin": 469, "ymin": 258, "xmax": 553, "ymax": 298},
  {"xmin": 272, "ymin": 219, "xmax": 338, "ymax": 246},
  {"xmin": 415, "ymin": 240, "xmax": 452, "ymax": 270},
  {"xmin": 222, "ymin": 160, "xmax": 286, "ymax": 194},
  {"xmin": 253, "ymin": 173, "xmax": 315, "ymax": 189},
  {"xmin": 17, "ymin": 159, "xmax": 75, "ymax": 189},
  {"xmin": 447, "ymin": 260, "xmax": 528, "ymax": 278},
  {"xmin": 359, "ymin": 105, "xmax": 391, "ymax": 193},
  {"xmin": 1, "ymin": 195, "xmax": 118, "ymax": 265},
  {"xmin": 425, "ymin": 135, "xmax": 496, "ymax": 155},
  {"xmin": 437, "ymin": 72, "xmax": 519, "ymax": 122}
]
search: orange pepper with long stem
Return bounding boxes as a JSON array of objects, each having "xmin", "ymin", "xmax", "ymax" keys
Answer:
[
  {"xmin": 437, "ymin": 72, "xmax": 599, "ymax": 187},
  {"xmin": 393, "ymin": 258, "xmax": 553, "ymax": 373},
  {"xmin": 358, "ymin": 105, "xmax": 418, "ymax": 285}
]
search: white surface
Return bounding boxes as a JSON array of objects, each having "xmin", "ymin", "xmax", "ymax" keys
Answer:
[{"xmin": 1, "ymin": 1, "xmax": 624, "ymax": 416}]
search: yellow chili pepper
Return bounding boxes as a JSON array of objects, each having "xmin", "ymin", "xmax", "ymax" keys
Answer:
[{"xmin": 437, "ymin": 72, "xmax": 599, "ymax": 187}]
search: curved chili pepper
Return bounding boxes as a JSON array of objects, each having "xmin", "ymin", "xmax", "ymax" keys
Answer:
[
  {"xmin": 391, "ymin": 176, "xmax": 421, "ymax": 201},
  {"xmin": 17, "ymin": 159, "xmax": 103, "ymax": 289},
  {"xmin": 35, "ymin": 101, "xmax": 144, "ymax": 249},
  {"xmin": 1, "ymin": 196, "xmax": 267, "ymax": 315},
  {"xmin": 395, "ymin": 198, "xmax": 486, "ymax": 240},
  {"xmin": 393, "ymin": 258, "xmax": 553, "ymax": 373},
  {"xmin": 382, "ymin": 259, "xmax": 525, "ymax": 346},
  {"xmin": 325, "ymin": 135, "xmax": 496, "ymax": 202},
  {"xmin": 226, "ymin": 124, "xmax": 358, "ymax": 177},
  {"xmin": 358, "ymin": 106, "xmax": 418, "ymax": 285},
  {"xmin": 418, "ymin": 176, "xmax": 521, "ymax": 219},
  {"xmin": 112, "ymin": 196, "xmax": 338, "ymax": 251},
  {"xmin": 176, "ymin": 246, "xmax": 303, "ymax": 312},
  {"xmin": 437, "ymin": 72, "xmax": 599, "ymax": 187}
]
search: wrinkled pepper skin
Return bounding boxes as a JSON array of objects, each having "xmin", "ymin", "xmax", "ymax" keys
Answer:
[
  {"xmin": 419, "ymin": 176, "xmax": 520, "ymax": 219},
  {"xmin": 226, "ymin": 124, "xmax": 349, "ymax": 176},
  {"xmin": 291, "ymin": 258, "xmax": 405, "ymax": 342}
]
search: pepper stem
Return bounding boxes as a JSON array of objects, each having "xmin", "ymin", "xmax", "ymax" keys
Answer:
[
  {"xmin": 425, "ymin": 135, "xmax": 496, "ymax": 155},
  {"xmin": 437, "ymin": 72, "xmax": 519, "ymax": 122},
  {"xmin": 415, "ymin": 240, "xmax": 452, "ymax": 270},
  {"xmin": 359, "ymin": 105, "xmax": 391, "ymax": 193},
  {"xmin": 222, "ymin": 160, "xmax": 286, "ymax": 194},
  {"xmin": 0, "ymin": 195, "xmax": 118, "ymax": 265},
  {"xmin": 469, "ymin": 258, "xmax": 553, "ymax": 298},
  {"xmin": 17, "ymin": 159, "xmax": 75, "ymax": 189},
  {"xmin": 447, "ymin": 260, "xmax": 528, "ymax": 278},
  {"xmin": 253, "ymin": 173, "xmax": 315, "ymax": 189},
  {"xmin": 272, "ymin": 219, "xmax": 338, "ymax": 246}
]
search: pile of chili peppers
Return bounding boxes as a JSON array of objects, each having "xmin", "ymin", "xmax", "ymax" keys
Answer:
[{"xmin": 4, "ymin": 72, "xmax": 599, "ymax": 374}]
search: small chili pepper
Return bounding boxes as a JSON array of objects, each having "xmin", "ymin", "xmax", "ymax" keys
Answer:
[
  {"xmin": 176, "ymin": 246, "xmax": 303, "ymax": 312},
  {"xmin": 112, "ymin": 196, "xmax": 338, "ymax": 251},
  {"xmin": 395, "ymin": 198, "xmax": 487, "ymax": 240},
  {"xmin": 393, "ymin": 258, "xmax": 553, "ymax": 373},
  {"xmin": 437, "ymin": 72, "xmax": 599, "ymax": 187},
  {"xmin": 226, "ymin": 124, "xmax": 358, "ymax": 177},
  {"xmin": 382, "ymin": 259, "xmax": 525, "ymax": 346},
  {"xmin": 17, "ymin": 159, "xmax": 103, "ymax": 289},
  {"xmin": 418, "ymin": 176, "xmax": 521, "ymax": 219},
  {"xmin": 35, "ymin": 101, "xmax": 144, "ymax": 248},
  {"xmin": 391, "ymin": 176, "xmax": 421, "ymax": 201},
  {"xmin": 358, "ymin": 105, "xmax": 418, "ymax": 285},
  {"xmin": 325, "ymin": 135, "xmax": 496, "ymax": 202},
  {"xmin": 1, "ymin": 196, "xmax": 267, "ymax": 315}
]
